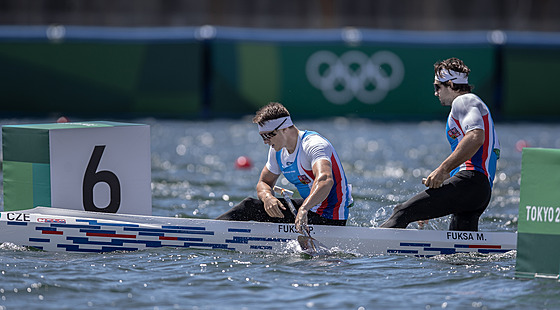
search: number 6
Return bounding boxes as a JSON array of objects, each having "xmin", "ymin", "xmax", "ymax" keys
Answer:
[{"xmin": 83, "ymin": 145, "xmax": 121, "ymax": 213}]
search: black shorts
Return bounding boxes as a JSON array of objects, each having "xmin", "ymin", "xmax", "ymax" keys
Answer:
[
  {"xmin": 216, "ymin": 197, "xmax": 347, "ymax": 226},
  {"xmin": 380, "ymin": 170, "xmax": 491, "ymax": 231}
]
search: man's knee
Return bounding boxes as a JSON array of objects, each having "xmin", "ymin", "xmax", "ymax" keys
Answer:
[
  {"xmin": 392, "ymin": 203, "xmax": 406, "ymax": 214},
  {"xmin": 380, "ymin": 204, "xmax": 409, "ymax": 228},
  {"xmin": 216, "ymin": 197, "xmax": 262, "ymax": 221}
]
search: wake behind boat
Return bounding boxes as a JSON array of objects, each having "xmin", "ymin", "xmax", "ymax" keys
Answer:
[{"xmin": 0, "ymin": 207, "xmax": 516, "ymax": 256}]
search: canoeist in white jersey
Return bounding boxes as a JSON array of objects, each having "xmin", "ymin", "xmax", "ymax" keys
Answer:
[
  {"xmin": 381, "ymin": 57, "xmax": 500, "ymax": 232},
  {"xmin": 217, "ymin": 102, "xmax": 353, "ymax": 233}
]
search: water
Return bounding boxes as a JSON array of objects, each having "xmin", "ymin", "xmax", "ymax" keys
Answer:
[{"xmin": 1, "ymin": 118, "xmax": 560, "ymax": 309}]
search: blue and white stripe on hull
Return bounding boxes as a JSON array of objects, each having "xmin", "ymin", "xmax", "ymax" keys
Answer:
[{"xmin": 1, "ymin": 207, "xmax": 517, "ymax": 256}]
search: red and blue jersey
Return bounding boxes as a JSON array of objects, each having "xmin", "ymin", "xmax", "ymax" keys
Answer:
[
  {"xmin": 446, "ymin": 94, "xmax": 500, "ymax": 187},
  {"xmin": 266, "ymin": 130, "xmax": 352, "ymax": 220}
]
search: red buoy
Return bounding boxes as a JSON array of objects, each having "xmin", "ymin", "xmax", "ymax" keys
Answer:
[
  {"xmin": 57, "ymin": 116, "xmax": 70, "ymax": 123},
  {"xmin": 515, "ymin": 140, "xmax": 529, "ymax": 152},
  {"xmin": 235, "ymin": 156, "xmax": 252, "ymax": 169}
]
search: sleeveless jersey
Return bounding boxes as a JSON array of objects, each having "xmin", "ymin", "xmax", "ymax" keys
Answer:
[
  {"xmin": 446, "ymin": 93, "xmax": 500, "ymax": 187},
  {"xmin": 265, "ymin": 130, "xmax": 352, "ymax": 220}
]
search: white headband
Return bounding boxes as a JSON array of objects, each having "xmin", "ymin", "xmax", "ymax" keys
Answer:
[
  {"xmin": 257, "ymin": 116, "xmax": 293, "ymax": 132},
  {"xmin": 435, "ymin": 69, "xmax": 469, "ymax": 84}
]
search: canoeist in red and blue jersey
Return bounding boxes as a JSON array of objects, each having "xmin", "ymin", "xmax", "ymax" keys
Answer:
[
  {"xmin": 217, "ymin": 102, "xmax": 353, "ymax": 231},
  {"xmin": 445, "ymin": 93, "xmax": 500, "ymax": 186},
  {"xmin": 381, "ymin": 57, "xmax": 500, "ymax": 232}
]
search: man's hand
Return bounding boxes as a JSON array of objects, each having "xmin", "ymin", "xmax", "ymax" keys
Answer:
[
  {"xmin": 423, "ymin": 167, "xmax": 449, "ymax": 189},
  {"xmin": 417, "ymin": 219, "xmax": 429, "ymax": 229},
  {"xmin": 295, "ymin": 208, "xmax": 309, "ymax": 234},
  {"xmin": 256, "ymin": 167, "xmax": 283, "ymax": 217},
  {"xmin": 423, "ymin": 129, "xmax": 484, "ymax": 189},
  {"xmin": 262, "ymin": 195, "xmax": 286, "ymax": 218}
]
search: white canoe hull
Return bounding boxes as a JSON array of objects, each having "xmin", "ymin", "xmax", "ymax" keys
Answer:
[{"xmin": 0, "ymin": 207, "xmax": 516, "ymax": 256}]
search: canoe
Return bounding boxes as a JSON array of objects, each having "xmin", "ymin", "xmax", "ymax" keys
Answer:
[{"xmin": 0, "ymin": 207, "xmax": 516, "ymax": 256}]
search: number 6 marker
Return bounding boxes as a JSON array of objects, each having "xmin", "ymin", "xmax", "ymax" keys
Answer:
[{"xmin": 2, "ymin": 121, "xmax": 151, "ymax": 215}]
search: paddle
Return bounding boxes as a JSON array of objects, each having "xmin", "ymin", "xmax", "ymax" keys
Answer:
[{"xmin": 272, "ymin": 186, "xmax": 330, "ymax": 256}]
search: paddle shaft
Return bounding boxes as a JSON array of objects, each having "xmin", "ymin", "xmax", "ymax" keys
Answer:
[
  {"xmin": 272, "ymin": 187, "xmax": 333, "ymax": 255},
  {"xmin": 273, "ymin": 186, "xmax": 298, "ymax": 215},
  {"xmin": 273, "ymin": 186, "xmax": 312, "ymax": 237}
]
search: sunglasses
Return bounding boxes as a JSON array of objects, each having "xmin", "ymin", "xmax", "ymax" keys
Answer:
[
  {"xmin": 260, "ymin": 118, "xmax": 287, "ymax": 141},
  {"xmin": 434, "ymin": 82, "xmax": 449, "ymax": 92}
]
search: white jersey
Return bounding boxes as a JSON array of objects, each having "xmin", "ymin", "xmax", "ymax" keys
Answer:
[
  {"xmin": 265, "ymin": 130, "xmax": 351, "ymax": 220},
  {"xmin": 266, "ymin": 131, "xmax": 330, "ymax": 175},
  {"xmin": 447, "ymin": 93, "xmax": 500, "ymax": 186}
]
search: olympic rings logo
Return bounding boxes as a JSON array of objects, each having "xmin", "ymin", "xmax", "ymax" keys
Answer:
[{"xmin": 305, "ymin": 50, "xmax": 405, "ymax": 105}]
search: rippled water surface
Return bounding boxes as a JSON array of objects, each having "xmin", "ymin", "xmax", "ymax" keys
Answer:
[{"xmin": 1, "ymin": 118, "xmax": 560, "ymax": 309}]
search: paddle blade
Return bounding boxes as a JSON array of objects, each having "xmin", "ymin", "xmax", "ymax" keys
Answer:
[{"xmin": 297, "ymin": 235, "xmax": 331, "ymax": 256}]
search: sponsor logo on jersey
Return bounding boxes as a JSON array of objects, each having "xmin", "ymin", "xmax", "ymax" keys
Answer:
[
  {"xmin": 448, "ymin": 127, "xmax": 461, "ymax": 139},
  {"xmin": 298, "ymin": 175, "xmax": 312, "ymax": 184}
]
